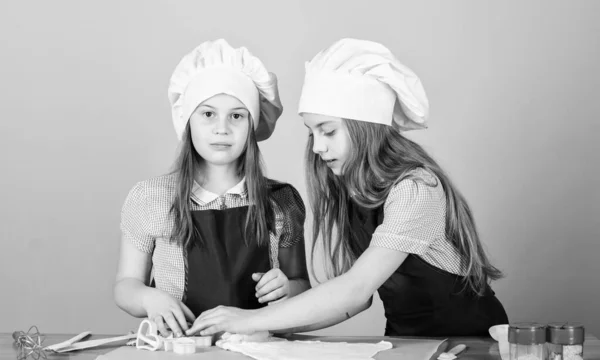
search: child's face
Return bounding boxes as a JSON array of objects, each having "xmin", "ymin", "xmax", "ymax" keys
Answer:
[
  {"xmin": 189, "ymin": 94, "xmax": 250, "ymax": 167},
  {"xmin": 303, "ymin": 113, "xmax": 350, "ymax": 176}
]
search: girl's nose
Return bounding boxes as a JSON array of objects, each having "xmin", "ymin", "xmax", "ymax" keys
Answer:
[
  {"xmin": 312, "ymin": 135, "xmax": 326, "ymax": 154},
  {"xmin": 213, "ymin": 116, "xmax": 230, "ymax": 135}
]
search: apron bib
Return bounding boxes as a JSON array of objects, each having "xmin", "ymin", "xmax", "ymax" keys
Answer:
[{"xmin": 184, "ymin": 206, "xmax": 270, "ymax": 316}]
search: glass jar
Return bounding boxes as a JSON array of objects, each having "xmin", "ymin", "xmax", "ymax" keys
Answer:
[
  {"xmin": 508, "ymin": 322, "xmax": 547, "ymax": 360},
  {"xmin": 546, "ymin": 322, "xmax": 585, "ymax": 360}
]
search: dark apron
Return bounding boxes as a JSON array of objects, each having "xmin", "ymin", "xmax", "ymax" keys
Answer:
[
  {"xmin": 183, "ymin": 206, "xmax": 270, "ymax": 316},
  {"xmin": 348, "ymin": 200, "xmax": 508, "ymax": 337}
]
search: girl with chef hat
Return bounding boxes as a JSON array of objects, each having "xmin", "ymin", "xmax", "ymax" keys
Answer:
[
  {"xmin": 114, "ymin": 39, "xmax": 310, "ymax": 338},
  {"xmin": 188, "ymin": 38, "xmax": 508, "ymax": 337}
]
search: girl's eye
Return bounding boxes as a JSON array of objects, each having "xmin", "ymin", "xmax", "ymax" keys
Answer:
[
  {"xmin": 324, "ymin": 130, "xmax": 336, "ymax": 136},
  {"xmin": 231, "ymin": 113, "xmax": 245, "ymax": 120},
  {"xmin": 203, "ymin": 111, "xmax": 214, "ymax": 118}
]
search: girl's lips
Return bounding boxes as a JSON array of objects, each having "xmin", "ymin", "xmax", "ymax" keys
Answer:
[{"xmin": 210, "ymin": 143, "xmax": 232, "ymax": 150}]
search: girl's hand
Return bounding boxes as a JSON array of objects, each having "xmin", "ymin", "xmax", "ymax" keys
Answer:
[
  {"xmin": 252, "ymin": 268, "xmax": 289, "ymax": 304},
  {"xmin": 142, "ymin": 288, "xmax": 196, "ymax": 337},
  {"xmin": 186, "ymin": 306, "xmax": 258, "ymax": 336}
]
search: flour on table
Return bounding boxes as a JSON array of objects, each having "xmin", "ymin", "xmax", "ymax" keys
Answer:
[{"xmin": 216, "ymin": 335, "xmax": 393, "ymax": 360}]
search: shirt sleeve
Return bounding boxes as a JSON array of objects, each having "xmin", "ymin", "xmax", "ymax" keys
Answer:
[
  {"xmin": 120, "ymin": 181, "xmax": 155, "ymax": 254},
  {"xmin": 370, "ymin": 174, "xmax": 446, "ymax": 255},
  {"xmin": 277, "ymin": 185, "xmax": 307, "ymax": 248}
]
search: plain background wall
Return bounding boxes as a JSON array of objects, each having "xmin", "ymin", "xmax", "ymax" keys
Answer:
[{"xmin": 1, "ymin": 0, "xmax": 599, "ymax": 337}]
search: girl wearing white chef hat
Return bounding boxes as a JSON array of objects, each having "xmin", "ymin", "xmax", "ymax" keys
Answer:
[
  {"xmin": 188, "ymin": 38, "xmax": 508, "ymax": 337},
  {"xmin": 115, "ymin": 39, "xmax": 310, "ymax": 338}
]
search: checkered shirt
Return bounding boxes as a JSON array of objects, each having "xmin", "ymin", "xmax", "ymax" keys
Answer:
[
  {"xmin": 120, "ymin": 174, "xmax": 306, "ymax": 300},
  {"xmin": 371, "ymin": 168, "xmax": 467, "ymax": 275}
]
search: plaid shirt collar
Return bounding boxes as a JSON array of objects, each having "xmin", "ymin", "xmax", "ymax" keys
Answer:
[{"xmin": 191, "ymin": 177, "xmax": 247, "ymax": 204}]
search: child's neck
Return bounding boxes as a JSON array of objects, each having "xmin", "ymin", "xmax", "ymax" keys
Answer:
[{"xmin": 196, "ymin": 163, "xmax": 242, "ymax": 195}]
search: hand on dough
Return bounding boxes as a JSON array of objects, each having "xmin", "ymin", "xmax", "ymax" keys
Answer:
[{"xmin": 185, "ymin": 306, "xmax": 257, "ymax": 336}]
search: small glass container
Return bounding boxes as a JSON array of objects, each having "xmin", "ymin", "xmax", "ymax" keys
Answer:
[
  {"xmin": 508, "ymin": 322, "xmax": 547, "ymax": 360},
  {"xmin": 546, "ymin": 322, "xmax": 585, "ymax": 360}
]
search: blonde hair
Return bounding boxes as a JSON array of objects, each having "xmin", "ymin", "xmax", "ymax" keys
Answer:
[{"xmin": 305, "ymin": 119, "xmax": 503, "ymax": 295}]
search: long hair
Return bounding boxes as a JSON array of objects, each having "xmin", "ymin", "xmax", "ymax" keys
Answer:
[
  {"xmin": 169, "ymin": 118, "xmax": 275, "ymax": 249},
  {"xmin": 306, "ymin": 119, "xmax": 503, "ymax": 295}
]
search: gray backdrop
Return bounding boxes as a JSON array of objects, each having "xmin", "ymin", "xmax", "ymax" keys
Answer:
[{"xmin": 1, "ymin": 0, "xmax": 599, "ymax": 337}]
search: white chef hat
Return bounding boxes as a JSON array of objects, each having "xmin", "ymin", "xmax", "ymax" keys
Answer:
[
  {"xmin": 298, "ymin": 38, "xmax": 429, "ymax": 131},
  {"xmin": 168, "ymin": 39, "xmax": 283, "ymax": 141}
]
